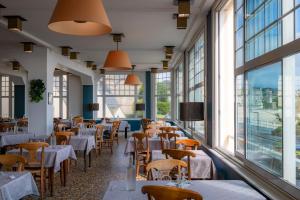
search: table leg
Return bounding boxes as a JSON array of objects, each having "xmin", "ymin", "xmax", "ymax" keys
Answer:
[
  {"xmin": 48, "ymin": 167, "xmax": 54, "ymax": 196},
  {"xmin": 63, "ymin": 159, "xmax": 68, "ymax": 186},
  {"xmin": 88, "ymin": 151, "xmax": 92, "ymax": 168},
  {"xmin": 84, "ymin": 150, "xmax": 87, "ymax": 172},
  {"xmin": 125, "ymin": 127, "xmax": 128, "ymax": 139}
]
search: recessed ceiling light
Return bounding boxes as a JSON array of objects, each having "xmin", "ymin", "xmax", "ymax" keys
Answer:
[
  {"xmin": 60, "ymin": 46, "xmax": 72, "ymax": 56},
  {"xmin": 70, "ymin": 52, "xmax": 79, "ymax": 60},
  {"xmin": 3, "ymin": 16, "xmax": 26, "ymax": 32},
  {"xmin": 21, "ymin": 42, "xmax": 35, "ymax": 53}
]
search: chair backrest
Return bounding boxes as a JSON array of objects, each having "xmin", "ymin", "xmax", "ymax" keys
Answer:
[
  {"xmin": 55, "ymin": 131, "xmax": 74, "ymax": 145},
  {"xmin": 0, "ymin": 154, "xmax": 26, "ymax": 171},
  {"xmin": 0, "ymin": 124, "xmax": 14, "ymax": 132},
  {"xmin": 158, "ymin": 133, "xmax": 180, "ymax": 150},
  {"xmin": 19, "ymin": 142, "xmax": 49, "ymax": 169},
  {"xmin": 110, "ymin": 121, "xmax": 120, "ymax": 140},
  {"xmin": 73, "ymin": 116, "xmax": 83, "ymax": 126},
  {"xmin": 141, "ymin": 118, "xmax": 152, "ymax": 132},
  {"xmin": 141, "ymin": 185, "xmax": 203, "ymax": 200},
  {"xmin": 159, "ymin": 126, "xmax": 177, "ymax": 134},
  {"xmin": 146, "ymin": 159, "xmax": 187, "ymax": 180},
  {"xmin": 95, "ymin": 125, "xmax": 104, "ymax": 142},
  {"xmin": 176, "ymin": 139, "xmax": 201, "ymax": 150},
  {"xmin": 17, "ymin": 118, "xmax": 28, "ymax": 127},
  {"xmin": 55, "ymin": 123, "xmax": 67, "ymax": 132},
  {"xmin": 132, "ymin": 132, "xmax": 149, "ymax": 154}
]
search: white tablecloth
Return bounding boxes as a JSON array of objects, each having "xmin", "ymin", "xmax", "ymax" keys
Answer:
[
  {"xmin": 70, "ymin": 135, "xmax": 95, "ymax": 155},
  {"xmin": 103, "ymin": 180, "xmax": 266, "ymax": 200},
  {"xmin": 79, "ymin": 125, "xmax": 112, "ymax": 136},
  {"xmin": 152, "ymin": 150, "xmax": 217, "ymax": 179},
  {"xmin": 7, "ymin": 145, "xmax": 77, "ymax": 172},
  {"xmin": 0, "ymin": 132, "xmax": 33, "ymax": 147},
  {"xmin": 124, "ymin": 136, "xmax": 188, "ymax": 154},
  {"xmin": 0, "ymin": 172, "xmax": 39, "ymax": 200}
]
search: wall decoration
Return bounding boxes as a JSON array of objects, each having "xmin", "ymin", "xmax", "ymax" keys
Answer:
[{"xmin": 29, "ymin": 79, "xmax": 46, "ymax": 103}]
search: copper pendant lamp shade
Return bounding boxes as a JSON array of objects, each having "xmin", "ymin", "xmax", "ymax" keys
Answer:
[
  {"xmin": 103, "ymin": 50, "xmax": 132, "ymax": 70},
  {"xmin": 125, "ymin": 74, "xmax": 142, "ymax": 85},
  {"xmin": 48, "ymin": 0, "xmax": 112, "ymax": 36}
]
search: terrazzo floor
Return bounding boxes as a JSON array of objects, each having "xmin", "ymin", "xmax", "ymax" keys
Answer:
[{"xmin": 26, "ymin": 132, "xmax": 141, "ymax": 200}]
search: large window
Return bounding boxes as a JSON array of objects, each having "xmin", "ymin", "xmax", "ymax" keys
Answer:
[
  {"xmin": 232, "ymin": 0, "xmax": 300, "ymax": 196},
  {"xmin": 53, "ymin": 75, "xmax": 68, "ymax": 119},
  {"xmin": 155, "ymin": 72, "xmax": 171, "ymax": 119},
  {"xmin": 174, "ymin": 62, "xmax": 184, "ymax": 122},
  {"xmin": 0, "ymin": 76, "xmax": 14, "ymax": 118},
  {"xmin": 187, "ymin": 34, "xmax": 206, "ymax": 137},
  {"xmin": 96, "ymin": 74, "xmax": 144, "ymax": 118}
]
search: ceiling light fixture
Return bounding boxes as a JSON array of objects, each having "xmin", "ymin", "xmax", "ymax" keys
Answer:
[
  {"xmin": 104, "ymin": 33, "xmax": 132, "ymax": 70},
  {"xmin": 86, "ymin": 61, "xmax": 94, "ymax": 68},
  {"xmin": 70, "ymin": 52, "xmax": 79, "ymax": 60},
  {"xmin": 48, "ymin": 0, "xmax": 112, "ymax": 36},
  {"xmin": 162, "ymin": 60, "xmax": 169, "ymax": 70},
  {"xmin": 125, "ymin": 65, "xmax": 142, "ymax": 85},
  {"xmin": 11, "ymin": 61, "xmax": 20, "ymax": 71},
  {"xmin": 60, "ymin": 46, "xmax": 72, "ymax": 56},
  {"xmin": 100, "ymin": 68, "xmax": 105, "ymax": 75},
  {"xmin": 178, "ymin": 0, "xmax": 190, "ymax": 18},
  {"xmin": 21, "ymin": 42, "xmax": 35, "ymax": 53},
  {"xmin": 4, "ymin": 16, "xmax": 26, "ymax": 32},
  {"xmin": 173, "ymin": 14, "xmax": 188, "ymax": 29}
]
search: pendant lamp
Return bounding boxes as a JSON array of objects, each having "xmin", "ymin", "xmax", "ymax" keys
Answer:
[
  {"xmin": 104, "ymin": 34, "xmax": 132, "ymax": 70},
  {"xmin": 48, "ymin": 0, "xmax": 112, "ymax": 36},
  {"xmin": 125, "ymin": 65, "xmax": 142, "ymax": 85}
]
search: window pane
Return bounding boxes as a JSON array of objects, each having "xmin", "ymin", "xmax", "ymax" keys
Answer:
[
  {"xmin": 282, "ymin": 13, "xmax": 294, "ymax": 45},
  {"xmin": 296, "ymin": 8, "xmax": 300, "ymax": 39},
  {"xmin": 236, "ymin": 75, "xmax": 244, "ymax": 155},
  {"xmin": 236, "ymin": 48, "xmax": 244, "ymax": 68},
  {"xmin": 254, "ymin": 32, "xmax": 264, "ymax": 57},
  {"xmin": 245, "ymin": 38, "xmax": 255, "ymax": 61},
  {"xmin": 246, "ymin": 62, "xmax": 283, "ymax": 176},
  {"xmin": 282, "ymin": 0, "xmax": 294, "ymax": 15},
  {"xmin": 53, "ymin": 98, "xmax": 60, "ymax": 118},
  {"xmin": 235, "ymin": 7, "xmax": 244, "ymax": 31},
  {"xmin": 1, "ymin": 97, "xmax": 9, "ymax": 118},
  {"xmin": 265, "ymin": 0, "xmax": 279, "ymax": 26},
  {"xmin": 235, "ymin": 0, "xmax": 243, "ymax": 10},
  {"xmin": 105, "ymin": 97, "xmax": 135, "ymax": 118},
  {"xmin": 265, "ymin": 22, "xmax": 280, "ymax": 53},
  {"xmin": 235, "ymin": 28, "xmax": 244, "ymax": 50},
  {"xmin": 156, "ymin": 95, "xmax": 171, "ymax": 119}
]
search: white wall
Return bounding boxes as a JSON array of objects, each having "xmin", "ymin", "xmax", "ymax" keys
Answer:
[{"xmin": 68, "ymin": 75, "xmax": 83, "ymax": 118}]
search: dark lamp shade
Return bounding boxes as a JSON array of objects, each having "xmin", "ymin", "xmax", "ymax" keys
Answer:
[
  {"xmin": 180, "ymin": 102, "xmax": 204, "ymax": 121},
  {"xmin": 135, "ymin": 103, "xmax": 145, "ymax": 111},
  {"xmin": 89, "ymin": 103, "xmax": 99, "ymax": 111}
]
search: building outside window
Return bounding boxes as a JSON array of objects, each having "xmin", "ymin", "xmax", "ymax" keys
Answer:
[
  {"xmin": 96, "ymin": 74, "xmax": 144, "ymax": 118},
  {"xmin": 0, "ymin": 76, "xmax": 14, "ymax": 118},
  {"xmin": 232, "ymin": 0, "xmax": 300, "ymax": 195},
  {"xmin": 155, "ymin": 72, "xmax": 171, "ymax": 120},
  {"xmin": 174, "ymin": 62, "xmax": 184, "ymax": 122},
  {"xmin": 53, "ymin": 74, "xmax": 68, "ymax": 119},
  {"xmin": 187, "ymin": 34, "xmax": 206, "ymax": 138}
]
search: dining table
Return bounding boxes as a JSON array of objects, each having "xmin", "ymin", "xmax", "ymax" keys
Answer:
[
  {"xmin": 7, "ymin": 145, "xmax": 77, "ymax": 196},
  {"xmin": 69, "ymin": 135, "xmax": 96, "ymax": 172},
  {"xmin": 152, "ymin": 150, "xmax": 217, "ymax": 179},
  {"xmin": 103, "ymin": 180, "xmax": 266, "ymax": 200},
  {"xmin": 0, "ymin": 171, "xmax": 39, "ymax": 200},
  {"xmin": 0, "ymin": 132, "xmax": 34, "ymax": 148}
]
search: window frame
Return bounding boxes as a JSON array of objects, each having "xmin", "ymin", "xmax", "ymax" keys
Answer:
[
  {"xmin": 53, "ymin": 74, "xmax": 69, "ymax": 119},
  {"xmin": 0, "ymin": 75, "xmax": 15, "ymax": 118}
]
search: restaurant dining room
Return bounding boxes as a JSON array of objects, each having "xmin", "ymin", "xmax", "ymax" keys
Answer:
[{"xmin": 0, "ymin": 0, "xmax": 299, "ymax": 199}]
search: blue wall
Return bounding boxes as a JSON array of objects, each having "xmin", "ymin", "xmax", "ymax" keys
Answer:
[
  {"xmin": 14, "ymin": 85, "xmax": 25, "ymax": 118},
  {"xmin": 83, "ymin": 85, "xmax": 93, "ymax": 119},
  {"xmin": 145, "ymin": 71, "xmax": 152, "ymax": 119},
  {"xmin": 127, "ymin": 119, "xmax": 141, "ymax": 131}
]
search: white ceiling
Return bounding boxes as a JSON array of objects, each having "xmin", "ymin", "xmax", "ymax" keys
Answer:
[{"xmin": 0, "ymin": 0, "xmax": 214, "ymax": 71}]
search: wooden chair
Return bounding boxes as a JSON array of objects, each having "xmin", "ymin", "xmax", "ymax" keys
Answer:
[
  {"xmin": 176, "ymin": 139, "xmax": 201, "ymax": 150},
  {"xmin": 55, "ymin": 131, "xmax": 74, "ymax": 145},
  {"xmin": 158, "ymin": 133, "xmax": 180, "ymax": 150},
  {"xmin": 94, "ymin": 125, "xmax": 104, "ymax": 156},
  {"xmin": 100, "ymin": 123, "xmax": 117, "ymax": 154},
  {"xmin": 54, "ymin": 123, "xmax": 68, "ymax": 132},
  {"xmin": 0, "ymin": 154, "xmax": 26, "ymax": 171},
  {"xmin": 141, "ymin": 118, "xmax": 152, "ymax": 133},
  {"xmin": 146, "ymin": 159, "xmax": 187, "ymax": 180},
  {"xmin": 112, "ymin": 121, "xmax": 121, "ymax": 145},
  {"xmin": 142, "ymin": 185, "xmax": 203, "ymax": 200},
  {"xmin": 0, "ymin": 124, "xmax": 15, "ymax": 132},
  {"xmin": 159, "ymin": 126, "xmax": 178, "ymax": 134},
  {"xmin": 132, "ymin": 132, "xmax": 150, "ymax": 176},
  {"xmin": 72, "ymin": 116, "xmax": 83, "ymax": 126},
  {"xmin": 162, "ymin": 149, "xmax": 196, "ymax": 180},
  {"xmin": 19, "ymin": 142, "xmax": 49, "ymax": 199}
]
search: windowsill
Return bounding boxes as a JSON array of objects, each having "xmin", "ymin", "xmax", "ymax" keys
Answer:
[{"xmin": 205, "ymin": 147, "xmax": 298, "ymax": 200}]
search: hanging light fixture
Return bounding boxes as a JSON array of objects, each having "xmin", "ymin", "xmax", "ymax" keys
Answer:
[
  {"xmin": 178, "ymin": 0, "xmax": 190, "ymax": 18},
  {"xmin": 99, "ymin": 68, "xmax": 105, "ymax": 75},
  {"xmin": 4, "ymin": 16, "xmax": 26, "ymax": 31},
  {"xmin": 165, "ymin": 46, "xmax": 175, "ymax": 60},
  {"xmin": 104, "ymin": 33, "xmax": 132, "ymax": 70},
  {"xmin": 21, "ymin": 42, "xmax": 35, "ymax": 53},
  {"xmin": 92, "ymin": 64, "xmax": 97, "ymax": 70},
  {"xmin": 60, "ymin": 46, "xmax": 72, "ymax": 56},
  {"xmin": 48, "ymin": 0, "xmax": 112, "ymax": 36},
  {"xmin": 86, "ymin": 61, "xmax": 93, "ymax": 68},
  {"xmin": 151, "ymin": 68, "xmax": 158, "ymax": 73},
  {"xmin": 173, "ymin": 14, "xmax": 188, "ymax": 29},
  {"xmin": 125, "ymin": 65, "xmax": 142, "ymax": 85},
  {"xmin": 70, "ymin": 52, "xmax": 79, "ymax": 60},
  {"xmin": 162, "ymin": 60, "xmax": 169, "ymax": 70},
  {"xmin": 11, "ymin": 61, "xmax": 20, "ymax": 71}
]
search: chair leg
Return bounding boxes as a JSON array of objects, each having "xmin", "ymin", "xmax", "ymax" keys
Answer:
[{"xmin": 136, "ymin": 161, "xmax": 140, "ymax": 177}]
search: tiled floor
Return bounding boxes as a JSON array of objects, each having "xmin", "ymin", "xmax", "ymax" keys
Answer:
[{"xmin": 30, "ymin": 133, "xmax": 135, "ymax": 200}]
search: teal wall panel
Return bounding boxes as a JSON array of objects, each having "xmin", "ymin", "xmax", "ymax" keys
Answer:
[
  {"xmin": 83, "ymin": 85, "xmax": 93, "ymax": 119},
  {"xmin": 145, "ymin": 71, "xmax": 152, "ymax": 119},
  {"xmin": 14, "ymin": 85, "xmax": 25, "ymax": 118}
]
